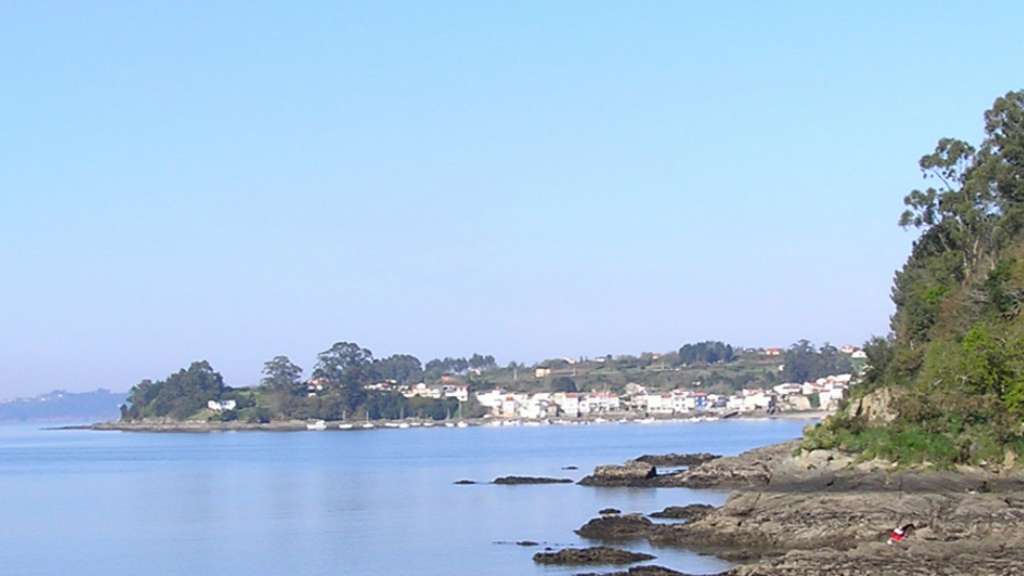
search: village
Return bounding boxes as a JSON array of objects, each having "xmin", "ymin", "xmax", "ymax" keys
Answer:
[{"xmin": 392, "ymin": 372, "xmax": 853, "ymax": 421}]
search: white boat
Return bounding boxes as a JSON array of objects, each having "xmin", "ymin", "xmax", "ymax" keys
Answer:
[
  {"xmin": 338, "ymin": 423, "xmax": 353, "ymax": 430},
  {"xmin": 456, "ymin": 421, "xmax": 469, "ymax": 428},
  {"xmin": 306, "ymin": 420, "xmax": 327, "ymax": 431}
]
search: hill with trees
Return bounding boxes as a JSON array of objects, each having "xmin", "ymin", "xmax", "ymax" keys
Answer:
[
  {"xmin": 118, "ymin": 338, "xmax": 859, "ymax": 425},
  {"xmin": 804, "ymin": 90, "xmax": 1024, "ymax": 467}
]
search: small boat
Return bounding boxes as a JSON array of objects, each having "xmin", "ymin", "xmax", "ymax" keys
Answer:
[
  {"xmin": 338, "ymin": 423, "xmax": 353, "ymax": 430},
  {"xmin": 306, "ymin": 420, "xmax": 327, "ymax": 431}
]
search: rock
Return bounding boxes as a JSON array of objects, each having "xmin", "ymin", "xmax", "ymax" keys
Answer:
[
  {"xmin": 844, "ymin": 388, "xmax": 900, "ymax": 423},
  {"xmin": 653, "ymin": 441, "xmax": 800, "ymax": 488},
  {"xmin": 600, "ymin": 508, "xmax": 622, "ymax": 515},
  {"xmin": 532, "ymin": 546, "xmax": 655, "ymax": 565},
  {"xmin": 573, "ymin": 439, "xmax": 1024, "ymax": 575},
  {"xmin": 515, "ymin": 540, "xmax": 538, "ymax": 547},
  {"xmin": 563, "ymin": 465, "xmax": 579, "ymax": 470},
  {"xmin": 576, "ymin": 513, "xmax": 665, "ymax": 540},
  {"xmin": 649, "ymin": 504, "xmax": 715, "ymax": 521},
  {"xmin": 726, "ymin": 539, "xmax": 1024, "ymax": 576},
  {"xmin": 453, "ymin": 479, "xmax": 476, "ymax": 485},
  {"xmin": 579, "ymin": 460, "xmax": 657, "ymax": 486},
  {"xmin": 636, "ymin": 453, "xmax": 721, "ymax": 467},
  {"xmin": 576, "ymin": 566, "xmax": 695, "ymax": 576},
  {"xmin": 492, "ymin": 476, "xmax": 573, "ymax": 484}
]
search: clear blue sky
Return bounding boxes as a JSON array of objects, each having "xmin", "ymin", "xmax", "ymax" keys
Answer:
[{"xmin": 2, "ymin": 1, "xmax": 1022, "ymax": 398}]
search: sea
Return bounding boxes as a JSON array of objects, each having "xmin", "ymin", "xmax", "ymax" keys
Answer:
[{"xmin": 0, "ymin": 418, "xmax": 811, "ymax": 576}]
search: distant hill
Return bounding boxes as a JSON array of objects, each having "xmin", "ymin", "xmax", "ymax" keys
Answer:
[{"xmin": 0, "ymin": 389, "xmax": 127, "ymax": 423}]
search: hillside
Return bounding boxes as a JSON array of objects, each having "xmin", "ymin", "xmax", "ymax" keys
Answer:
[
  {"xmin": 0, "ymin": 389, "xmax": 128, "ymax": 423},
  {"xmin": 804, "ymin": 90, "xmax": 1024, "ymax": 467}
]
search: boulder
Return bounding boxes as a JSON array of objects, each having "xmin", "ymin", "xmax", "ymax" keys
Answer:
[
  {"xmin": 579, "ymin": 460, "xmax": 657, "ymax": 486},
  {"xmin": 492, "ymin": 476, "xmax": 573, "ymax": 484},
  {"xmin": 532, "ymin": 546, "xmax": 655, "ymax": 565},
  {"xmin": 576, "ymin": 513, "xmax": 665, "ymax": 540},
  {"xmin": 649, "ymin": 504, "xmax": 715, "ymax": 521},
  {"xmin": 636, "ymin": 453, "xmax": 721, "ymax": 467}
]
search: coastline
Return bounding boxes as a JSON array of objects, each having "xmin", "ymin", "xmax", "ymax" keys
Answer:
[
  {"xmin": 65, "ymin": 409, "xmax": 831, "ymax": 433},
  {"xmin": 569, "ymin": 439, "xmax": 1024, "ymax": 576}
]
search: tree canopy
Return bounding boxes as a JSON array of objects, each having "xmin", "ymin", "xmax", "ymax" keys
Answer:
[
  {"xmin": 122, "ymin": 360, "xmax": 226, "ymax": 420},
  {"xmin": 806, "ymin": 90, "xmax": 1024, "ymax": 467}
]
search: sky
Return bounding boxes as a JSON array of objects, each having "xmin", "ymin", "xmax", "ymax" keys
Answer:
[{"xmin": 2, "ymin": 1, "xmax": 1023, "ymax": 398}]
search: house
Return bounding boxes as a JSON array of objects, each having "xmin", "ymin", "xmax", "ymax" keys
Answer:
[
  {"xmin": 207, "ymin": 399, "xmax": 236, "ymax": 412},
  {"xmin": 554, "ymin": 392, "xmax": 580, "ymax": 418}
]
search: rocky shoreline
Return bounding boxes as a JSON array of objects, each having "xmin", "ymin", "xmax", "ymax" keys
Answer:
[
  {"xmin": 567, "ymin": 440, "xmax": 1024, "ymax": 576},
  {"xmin": 65, "ymin": 410, "xmax": 832, "ymax": 433}
]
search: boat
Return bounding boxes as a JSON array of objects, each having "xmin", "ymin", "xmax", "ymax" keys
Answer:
[{"xmin": 306, "ymin": 420, "xmax": 327, "ymax": 431}]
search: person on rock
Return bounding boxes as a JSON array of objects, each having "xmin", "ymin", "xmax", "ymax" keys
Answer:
[{"xmin": 887, "ymin": 523, "xmax": 915, "ymax": 545}]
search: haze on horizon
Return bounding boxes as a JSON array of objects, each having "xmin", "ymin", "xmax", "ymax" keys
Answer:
[{"xmin": 2, "ymin": 2, "xmax": 1022, "ymax": 399}]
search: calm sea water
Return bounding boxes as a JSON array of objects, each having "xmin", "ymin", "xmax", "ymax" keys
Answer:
[{"xmin": 0, "ymin": 419, "xmax": 810, "ymax": 576}]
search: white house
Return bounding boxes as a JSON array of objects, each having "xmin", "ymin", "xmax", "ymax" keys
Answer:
[{"xmin": 207, "ymin": 399, "xmax": 236, "ymax": 412}]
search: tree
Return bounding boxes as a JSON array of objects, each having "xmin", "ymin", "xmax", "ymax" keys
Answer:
[
  {"xmin": 313, "ymin": 342, "xmax": 376, "ymax": 411},
  {"xmin": 550, "ymin": 376, "xmax": 577, "ymax": 393},
  {"xmin": 260, "ymin": 355, "xmax": 304, "ymax": 396},
  {"xmin": 374, "ymin": 354, "xmax": 423, "ymax": 385},
  {"xmin": 122, "ymin": 361, "xmax": 226, "ymax": 421}
]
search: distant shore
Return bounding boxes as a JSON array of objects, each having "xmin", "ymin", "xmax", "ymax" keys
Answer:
[{"xmin": 63, "ymin": 409, "xmax": 830, "ymax": 433}]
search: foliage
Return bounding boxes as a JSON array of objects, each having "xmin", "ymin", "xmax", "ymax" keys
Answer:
[
  {"xmin": 781, "ymin": 340, "xmax": 852, "ymax": 384},
  {"xmin": 549, "ymin": 376, "xmax": 577, "ymax": 393},
  {"xmin": 678, "ymin": 341, "xmax": 735, "ymax": 365},
  {"xmin": 260, "ymin": 355, "xmax": 304, "ymax": 396},
  {"xmin": 313, "ymin": 342, "xmax": 377, "ymax": 413},
  {"xmin": 809, "ymin": 90, "xmax": 1024, "ymax": 467},
  {"xmin": 374, "ymin": 354, "xmax": 423, "ymax": 385},
  {"xmin": 122, "ymin": 361, "xmax": 226, "ymax": 420}
]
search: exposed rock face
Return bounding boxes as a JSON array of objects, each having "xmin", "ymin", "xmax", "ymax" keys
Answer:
[
  {"xmin": 576, "ymin": 513, "xmax": 667, "ymax": 540},
  {"xmin": 579, "ymin": 442, "xmax": 799, "ymax": 488},
  {"xmin": 729, "ymin": 540, "xmax": 1024, "ymax": 576},
  {"xmin": 492, "ymin": 476, "xmax": 573, "ymax": 484},
  {"xmin": 649, "ymin": 504, "xmax": 715, "ymax": 521},
  {"xmin": 653, "ymin": 441, "xmax": 801, "ymax": 488},
  {"xmin": 636, "ymin": 453, "xmax": 721, "ymax": 467},
  {"xmin": 577, "ymin": 439, "xmax": 1024, "ymax": 576},
  {"xmin": 576, "ymin": 565, "xmax": 699, "ymax": 576},
  {"xmin": 579, "ymin": 460, "xmax": 658, "ymax": 486},
  {"xmin": 532, "ymin": 546, "xmax": 655, "ymax": 565},
  {"xmin": 844, "ymin": 387, "xmax": 900, "ymax": 423}
]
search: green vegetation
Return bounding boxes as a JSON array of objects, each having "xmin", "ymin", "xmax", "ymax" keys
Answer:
[
  {"xmin": 803, "ymin": 90, "xmax": 1024, "ymax": 468},
  {"xmin": 121, "ymin": 339, "xmax": 854, "ymax": 423}
]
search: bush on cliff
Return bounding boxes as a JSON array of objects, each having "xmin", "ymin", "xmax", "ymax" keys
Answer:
[{"xmin": 804, "ymin": 90, "xmax": 1024, "ymax": 468}]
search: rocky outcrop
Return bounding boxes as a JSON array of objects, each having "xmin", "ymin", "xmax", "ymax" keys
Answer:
[
  {"xmin": 577, "ymin": 439, "xmax": 1024, "ymax": 575},
  {"xmin": 576, "ymin": 565, "xmax": 701, "ymax": 576},
  {"xmin": 576, "ymin": 513, "xmax": 669, "ymax": 540},
  {"xmin": 579, "ymin": 460, "xmax": 658, "ymax": 486},
  {"xmin": 653, "ymin": 441, "xmax": 801, "ymax": 488},
  {"xmin": 649, "ymin": 504, "xmax": 715, "ymax": 521},
  {"xmin": 844, "ymin": 387, "xmax": 900, "ymax": 423},
  {"xmin": 729, "ymin": 539, "xmax": 1024, "ymax": 576},
  {"xmin": 492, "ymin": 476, "xmax": 573, "ymax": 484},
  {"xmin": 636, "ymin": 453, "xmax": 720, "ymax": 467},
  {"xmin": 579, "ymin": 443, "xmax": 801, "ymax": 489},
  {"xmin": 532, "ymin": 546, "xmax": 655, "ymax": 565}
]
